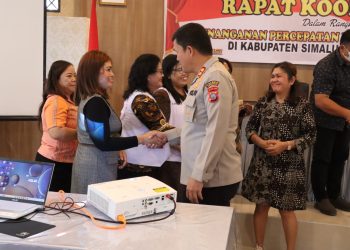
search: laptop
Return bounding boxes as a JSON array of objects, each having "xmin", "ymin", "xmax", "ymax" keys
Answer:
[{"xmin": 0, "ymin": 158, "xmax": 54, "ymax": 220}]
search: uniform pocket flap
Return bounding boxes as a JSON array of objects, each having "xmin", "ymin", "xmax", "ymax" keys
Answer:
[{"xmin": 185, "ymin": 95, "xmax": 196, "ymax": 107}]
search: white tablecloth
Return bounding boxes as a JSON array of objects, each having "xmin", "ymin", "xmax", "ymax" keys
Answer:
[{"xmin": 0, "ymin": 193, "xmax": 236, "ymax": 250}]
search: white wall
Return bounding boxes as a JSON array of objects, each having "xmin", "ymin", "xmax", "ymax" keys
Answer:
[
  {"xmin": 46, "ymin": 16, "xmax": 89, "ymax": 74},
  {"xmin": 0, "ymin": 0, "xmax": 44, "ymax": 117}
]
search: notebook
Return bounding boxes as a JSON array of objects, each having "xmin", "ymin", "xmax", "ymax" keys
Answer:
[{"xmin": 0, "ymin": 158, "xmax": 54, "ymax": 219}]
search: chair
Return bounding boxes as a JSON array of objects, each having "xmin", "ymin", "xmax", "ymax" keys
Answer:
[
  {"xmin": 268, "ymin": 80, "xmax": 310, "ymax": 100},
  {"xmin": 294, "ymin": 80, "xmax": 310, "ymax": 100}
]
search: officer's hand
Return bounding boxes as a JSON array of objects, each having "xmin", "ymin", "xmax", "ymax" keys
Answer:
[
  {"xmin": 140, "ymin": 131, "xmax": 167, "ymax": 148},
  {"xmin": 186, "ymin": 178, "xmax": 204, "ymax": 204}
]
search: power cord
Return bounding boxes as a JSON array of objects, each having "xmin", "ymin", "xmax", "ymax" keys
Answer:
[
  {"xmin": 127, "ymin": 194, "xmax": 176, "ymax": 224},
  {"xmin": 0, "ymin": 193, "xmax": 176, "ymax": 228},
  {"xmin": 0, "ymin": 211, "xmax": 39, "ymax": 223},
  {"xmin": 0, "ymin": 196, "xmax": 85, "ymax": 224},
  {"xmin": 43, "ymin": 193, "xmax": 176, "ymax": 226}
]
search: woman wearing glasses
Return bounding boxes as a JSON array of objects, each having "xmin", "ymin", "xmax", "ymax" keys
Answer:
[{"xmin": 153, "ymin": 54, "xmax": 188, "ymax": 194}]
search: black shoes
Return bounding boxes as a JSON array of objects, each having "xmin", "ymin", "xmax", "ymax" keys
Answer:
[
  {"xmin": 315, "ymin": 197, "xmax": 350, "ymax": 216},
  {"xmin": 331, "ymin": 197, "xmax": 350, "ymax": 212},
  {"xmin": 314, "ymin": 198, "xmax": 337, "ymax": 216}
]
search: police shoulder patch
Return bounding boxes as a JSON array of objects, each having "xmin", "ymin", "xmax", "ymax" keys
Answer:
[
  {"xmin": 207, "ymin": 85, "xmax": 219, "ymax": 103},
  {"xmin": 205, "ymin": 80, "xmax": 220, "ymax": 88}
]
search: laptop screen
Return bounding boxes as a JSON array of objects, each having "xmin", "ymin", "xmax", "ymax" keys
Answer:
[{"xmin": 0, "ymin": 159, "xmax": 54, "ymax": 205}]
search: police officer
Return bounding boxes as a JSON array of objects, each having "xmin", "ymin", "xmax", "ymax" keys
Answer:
[{"xmin": 172, "ymin": 23, "xmax": 243, "ymax": 206}]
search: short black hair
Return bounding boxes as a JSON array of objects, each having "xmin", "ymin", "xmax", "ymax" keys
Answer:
[
  {"xmin": 172, "ymin": 23, "xmax": 212, "ymax": 56},
  {"xmin": 340, "ymin": 29, "xmax": 350, "ymax": 44}
]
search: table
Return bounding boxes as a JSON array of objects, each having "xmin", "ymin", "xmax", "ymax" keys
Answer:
[{"xmin": 0, "ymin": 193, "xmax": 236, "ymax": 250}]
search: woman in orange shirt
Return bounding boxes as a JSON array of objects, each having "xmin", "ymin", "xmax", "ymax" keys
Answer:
[{"xmin": 35, "ymin": 60, "xmax": 78, "ymax": 192}]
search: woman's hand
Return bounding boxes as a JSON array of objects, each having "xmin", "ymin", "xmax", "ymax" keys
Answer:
[
  {"xmin": 251, "ymin": 134, "xmax": 273, "ymax": 150},
  {"xmin": 118, "ymin": 150, "xmax": 128, "ymax": 169},
  {"xmin": 137, "ymin": 131, "xmax": 167, "ymax": 148},
  {"xmin": 258, "ymin": 139, "xmax": 273, "ymax": 150},
  {"xmin": 265, "ymin": 140, "xmax": 288, "ymax": 156}
]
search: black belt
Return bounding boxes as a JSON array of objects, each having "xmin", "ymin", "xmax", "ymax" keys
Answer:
[{"xmin": 125, "ymin": 163, "xmax": 154, "ymax": 173}]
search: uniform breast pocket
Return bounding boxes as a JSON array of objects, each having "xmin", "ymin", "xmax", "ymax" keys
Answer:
[{"xmin": 184, "ymin": 95, "xmax": 196, "ymax": 122}]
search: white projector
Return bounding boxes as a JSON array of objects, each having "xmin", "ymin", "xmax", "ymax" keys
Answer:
[{"xmin": 87, "ymin": 176, "xmax": 177, "ymax": 220}]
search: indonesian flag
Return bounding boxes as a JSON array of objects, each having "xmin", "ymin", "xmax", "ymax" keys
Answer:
[{"xmin": 88, "ymin": 0, "xmax": 98, "ymax": 50}]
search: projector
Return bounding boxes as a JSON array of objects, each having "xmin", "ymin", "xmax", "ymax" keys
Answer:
[{"xmin": 87, "ymin": 176, "xmax": 177, "ymax": 220}]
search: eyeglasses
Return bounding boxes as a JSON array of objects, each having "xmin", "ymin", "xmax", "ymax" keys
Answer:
[{"xmin": 173, "ymin": 67, "xmax": 183, "ymax": 72}]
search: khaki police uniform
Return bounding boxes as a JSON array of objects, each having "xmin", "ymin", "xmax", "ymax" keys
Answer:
[{"xmin": 181, "ymin": 57, "xmax": 243, "ymax": 187}]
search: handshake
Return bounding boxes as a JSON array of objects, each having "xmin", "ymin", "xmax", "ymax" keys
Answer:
[{"xmin": 137, "ymin": 131, "xmax": 168, "ymax": 148}]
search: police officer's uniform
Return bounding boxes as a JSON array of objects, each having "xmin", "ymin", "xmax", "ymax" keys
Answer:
[{"xmin": 181, "ymin": 57, "xmax": 243, "ymax": 197}]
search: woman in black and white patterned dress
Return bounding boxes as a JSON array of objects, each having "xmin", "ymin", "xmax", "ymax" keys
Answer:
[{"xmin": 241, "ymin": 62, "xmax": 316, "ymax": 250}]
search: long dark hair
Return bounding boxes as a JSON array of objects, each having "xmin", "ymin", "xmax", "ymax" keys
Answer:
[
  {"xmin": 38, "ymin": 60, "xmax": 73, "ymax": 128},
  {"xmin": 162, "ymin": 54, "xmax": 187, "ymax": 104},
  {"xmin": 75, "ymin": 50, "xmax": 112, "ymax": 105},
  {"xmin": 267, "ymin": 61, "xmax": 299, "ymax": 106},
  {"xmin": 123, "ymin": 54, "xmax": 160, "ymax": 99}
]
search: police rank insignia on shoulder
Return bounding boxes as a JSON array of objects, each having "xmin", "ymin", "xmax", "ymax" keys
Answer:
[
  {"xmin": 207, "ymin": 84, "xmax": 219, "ymax": 103},
  {"xmin": 197, "ymin": 66, "xmax": 206, "ymax": 78}
]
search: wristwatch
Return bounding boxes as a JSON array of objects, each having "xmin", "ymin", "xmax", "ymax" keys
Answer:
[{"xmin": 287, "ymin": 141, "xmax": 292, "ymax": 151}]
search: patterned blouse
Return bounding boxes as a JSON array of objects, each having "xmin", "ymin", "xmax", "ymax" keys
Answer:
[
  {"xmin": 131, "ymin": 94, "xmax": 173, "ymax": 131},
  {"xmin": 241, "ymin": 96, "xmax": 316, "ymax": 210}
]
